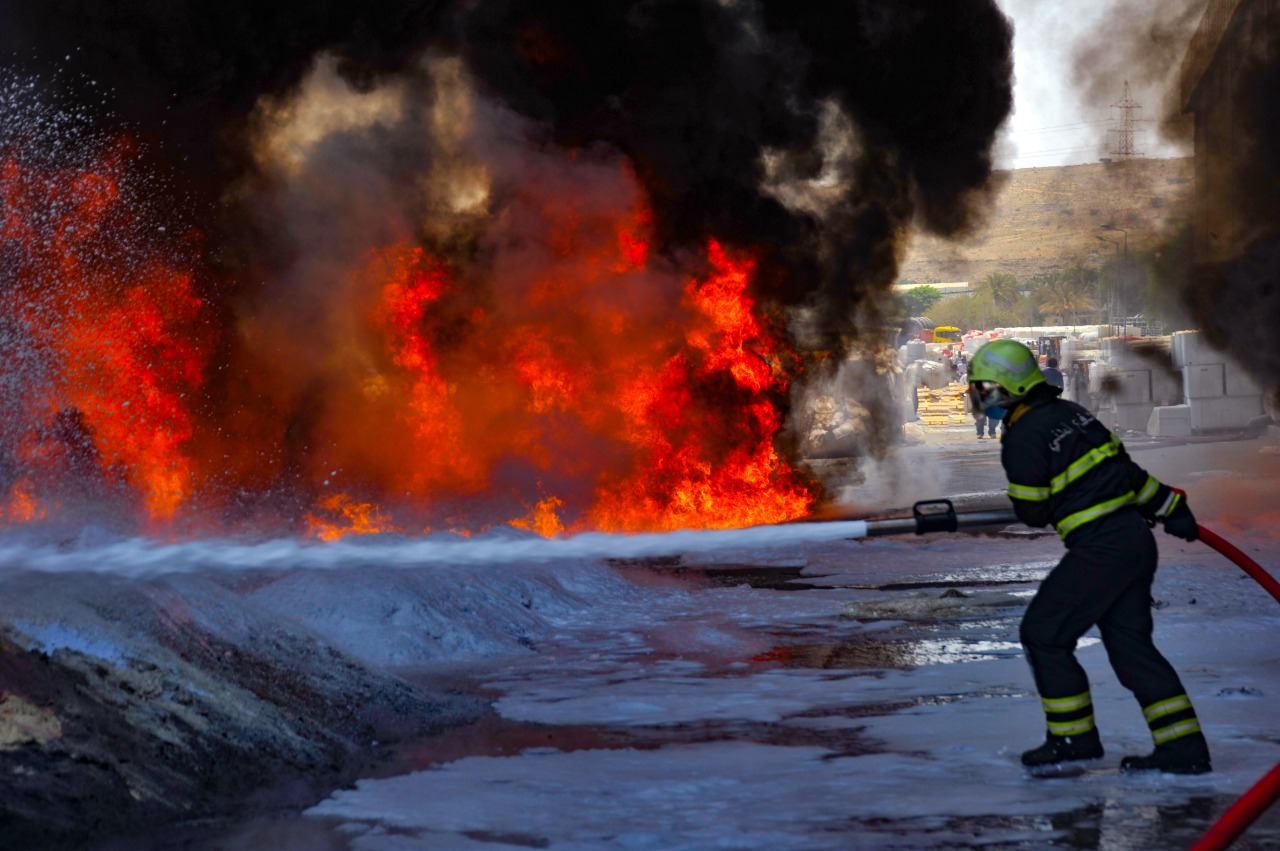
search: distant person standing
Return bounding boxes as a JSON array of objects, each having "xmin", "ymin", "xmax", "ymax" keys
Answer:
[
  {"xmin": 975, "ymin": 410, "xmax": 998, "ymax": 439},
  {"xmin": 968, "ymin": 384, "xmax": 997, "ymax": 439},
  {"xmin": 1068, "ymin": 361, "xmax": 1086, "ymax": 405},
  {"xmin": 1042, "ymin": 358, "xmax": 1064, "ymax": 390}
]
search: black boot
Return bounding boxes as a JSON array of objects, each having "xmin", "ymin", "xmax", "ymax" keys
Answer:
[
  {"xmin": 1120, "ymin": 732, "xmax": 1212, "ymax": 775},
  {"xmin": 1021, "ymin": 729, "xmax": 1104, "ymax": 768}
]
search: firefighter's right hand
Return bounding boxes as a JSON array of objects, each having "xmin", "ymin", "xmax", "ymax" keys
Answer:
[{"xmin": 1161, "ymin": 491, "xmax": 1199, "ymax": 542}]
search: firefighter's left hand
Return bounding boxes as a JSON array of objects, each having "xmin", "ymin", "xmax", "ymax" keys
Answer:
[{"xmin": 1162, "ymin": 495, "xmax": 1199, "ymax": 542}]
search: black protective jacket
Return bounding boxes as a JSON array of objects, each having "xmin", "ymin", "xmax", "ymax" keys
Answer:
[{"xmin": 999, "ymin": 387, "xmax": 1176, "ymax": 542}]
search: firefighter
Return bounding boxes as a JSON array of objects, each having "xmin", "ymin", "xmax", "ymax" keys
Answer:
[{"xmin": 967, "ymin": 339, "xmax": 1211, "ymax": 775}]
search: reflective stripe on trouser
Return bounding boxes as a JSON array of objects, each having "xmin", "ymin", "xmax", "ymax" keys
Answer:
[
  {"xmin": 1042, "ymin": 690, "xmax": 1095, "ymax": 737},
  {"xmin": 1142, "ymin": 693, "xmax": 1202, "ymax": 745}
]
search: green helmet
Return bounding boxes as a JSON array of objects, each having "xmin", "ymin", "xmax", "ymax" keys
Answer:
[{"xmin": 967, "ymin": 339, "xmax": 1045, "ymax": 415}]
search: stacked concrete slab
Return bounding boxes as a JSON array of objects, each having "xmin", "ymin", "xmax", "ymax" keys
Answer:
[
  {"xmin": 1096, "ymin": 337, "xmax": 1181, "ymax": 433},
  {"xmin": 1110, "ymin": 366, "xmax": 1158, "ymax": 432},
  {"xmin": 1150, "ymin": 331, "xmax": 1266, "ymax": 435}
]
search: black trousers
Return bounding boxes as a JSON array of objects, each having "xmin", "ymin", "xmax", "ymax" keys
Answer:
[{"xmin": 1020, "ymin": 509, "xmax": 1188, "ymax": 711}]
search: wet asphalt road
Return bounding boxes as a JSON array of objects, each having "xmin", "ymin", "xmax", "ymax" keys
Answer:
[{"xmin": 94, "ymin": 424, "xmax": 1280, "ymax": 850}]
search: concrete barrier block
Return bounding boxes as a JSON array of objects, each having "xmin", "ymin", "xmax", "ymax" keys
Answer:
[
  {"xmin": 1172, "ymin": 330, "xmax": 1221, "ymax": 368},
  {"xmin": 1183, "ymin": 363, "xmax": 1224, "ymax": 399},
  {"xmin": 1151, "ymin": 368, "xmax": 1183, "ymax": 406},
  {"xmin": 1148, "ymin": 405, "xmax": 1192, "ymax": 437},
  {"xmin": 1188, "ymin": 395, "xmax": 1264, "ymax": 431},
  {"xmin": 1224, "ymin": 365, "xmax": 1264, "ymax": 397},
  {"xmin": 1233, "ymin": 395, "xmax": 1265, "ymax": 420},
  {"xmin": 1114, "ymin": 369, "xmax": 1152, "ymax": 404},
  {"xmin": 1113, "ymin": 402, "xmax": 1156, "ymax": 432}
]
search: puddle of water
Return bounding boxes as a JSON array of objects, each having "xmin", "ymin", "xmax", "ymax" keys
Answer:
[
  {"xmin": 694, "ymin": 565, "xmax": 812, "ymax": 590},
  {"xmin": 979, "ymin": 794, "xmax": 1277, "ymax": 850},
  {"xmin": 610, "ymin": 561, "xmax": 818, "ymax": 591},
  {"xmin": 863, "ymin": 577, "xmax": 1040, "ymax": 591},
  {"xmin": 754, "ymin": 635, "xmax": 1025, "ymax": 669}
]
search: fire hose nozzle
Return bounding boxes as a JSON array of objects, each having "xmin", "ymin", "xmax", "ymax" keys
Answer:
[
  {"xmin": 913, "ymin": 499, "xmax": 959, "ymax": 534},
  {"xmin": 852, "ymin": 503, "xmax": 1017, "ymax": 538}
]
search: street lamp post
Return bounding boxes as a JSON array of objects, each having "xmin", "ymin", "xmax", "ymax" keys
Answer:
[
  {"xmin": 1096, "ymin": 236, "xmax": 1121, "ymax": 334},
  {"xmin": 1098, "ymin": 224, "xmax": 1129, "ymax": 335}
]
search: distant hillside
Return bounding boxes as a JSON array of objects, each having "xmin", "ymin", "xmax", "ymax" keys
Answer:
[{"xmin": 899, "ymin": 157, "xmax": 1193, "ymax": 285}]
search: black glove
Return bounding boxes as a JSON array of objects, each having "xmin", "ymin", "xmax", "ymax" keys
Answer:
[{"xmin": 1161, "ymin": 490, "xmax": 1199, "ymax": 542}]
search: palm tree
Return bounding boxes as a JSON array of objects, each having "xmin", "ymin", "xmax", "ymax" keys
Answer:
[
  {"xmin": 1039, "ymin": 290, "xmax": 1097, "ymax": 325},
  {"xmin": 978, "ymin": 271, "xmax": 1021, "ymax": 312},
  {"xmin": 1038, "ymin": 267, "xmax": 1097, "ymax": 325},
  {"xmin": 1063, "ymin": 260, "xmax": 1101, "ymax": 304},
  {"xmin": 1020, "ymin": 272, "xmax": 1058, "ymax": 325}
]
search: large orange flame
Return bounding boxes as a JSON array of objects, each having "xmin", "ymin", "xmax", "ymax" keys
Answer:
[
  {"xmin": 1, "ymin": 137, "xmax": 816, "ymax": 539},
  {"xmin": 305, "ymin": 494, "xmax": 398, "ymax": 542},
  {"xmin": 589, "ymin": 241, "xmax": 815, "ymax": 532},
  {"xmin": 1, "ymin": 142, "xmax": 210, "ymax": 529}
]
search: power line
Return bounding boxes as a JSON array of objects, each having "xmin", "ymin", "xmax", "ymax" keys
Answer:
[
  {"xmin": 993, "ymin": 150, "xmax": 1106, "ymax": 167},
  {"xmin": 994, "ymin": 143, "xmax": 1105, "ymax": 160},
  {"xmin": 995, "ymin": 142, "xmax": 1104, "ymax": 154},
  {"xmin": 994, "ymin": 88, "xmax": 1160, "ymax": 165},
  {"xmin": 1008, "ymin": 118, "xmax": 1114, "ymax": 136}
]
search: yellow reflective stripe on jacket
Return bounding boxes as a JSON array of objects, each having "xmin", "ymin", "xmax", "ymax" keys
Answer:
[
  {"xmin": 1008, "ymin": 482, "xmax": 1050, "ymax": 501},
  {"xmin": 1055, "ymin": 491, "xmax": 1135, "ymax": 538},
  {"xmin": 1007, "ymin": 436, "xmax": 1128, "ymax": 506},
  {"xmin": 1136, "ymin": 474, "xmax": 1161, "ymax": 506},
  {"xmin": 1042, "ymin": 691, "xmax": 1092, "ymax": 713},
  {"xmin": 1143, "ymin": 694, "xmax": 1193, "ymax": 724},
  {"xmin": 1048, "ymin": 436, "xmax": 1121, "ymax": 495}
]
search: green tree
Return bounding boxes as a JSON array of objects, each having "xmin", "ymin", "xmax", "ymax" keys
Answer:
[
  {"xmin": 978, "ymin": 271, "xmax": 1021, "ymax": 312},
  {"xmin": 1018, "ymin": 275, "xmax": 1052, "ymax": 326},
  {"xmin": 1037, "ymin": 265, "xmax": 1097, "ymax": 325},
  {"xmin": 930, "ymin": 292, "xmax": 983, "ymax": 331},
  {"xmin": 899, "ymin": 284, "xmax": 943, "ymax": 316},
  {"xmin": 1039, "ymin": 286, "xmax": 1097, "ymax": 325},
  {"xmin": 1063, "ymin": 260, "xmax": 1101, "ymax": 302}
]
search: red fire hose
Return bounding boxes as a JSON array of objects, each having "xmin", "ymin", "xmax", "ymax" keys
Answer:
[
  {"xmin": 1197, "ymin": 525, "xmax": 1280, "ymax": 606},
  {"xmin": 1191, "ymin": 524, "xmax": 1280, "ymax": 851}
]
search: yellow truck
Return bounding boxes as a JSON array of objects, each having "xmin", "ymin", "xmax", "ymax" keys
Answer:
[{"xmin": 933, "ymin": 326, "xmax": 962, "ymax": 344}]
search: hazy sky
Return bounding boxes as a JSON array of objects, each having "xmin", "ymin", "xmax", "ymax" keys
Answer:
[{"xmin": 995, "ymin": 0, "xmax": 1203, "ymax": 168}]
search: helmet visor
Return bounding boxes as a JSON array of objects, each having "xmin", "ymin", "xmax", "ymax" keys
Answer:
[{"xmin": 968, "ymin": 380, "xmax": 1007, "ymax": 416}]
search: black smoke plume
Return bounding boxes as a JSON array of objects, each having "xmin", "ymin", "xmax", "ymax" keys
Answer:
[
  {"xmin": 1069, "ymin": 0, "xmax": 1204, "ymax": 151},
  {"xmin": 0, "ymin": 1, "xmax": 455, "ymax": 191},
  {"xmin": 461, "ymin": 0, "xmax": 1013, "ymax": 349},
  {"xmin": 1176, "ymin": 10, "xmax": 1280, "ymax": 392},
  {"xmin": 2, "ymin": 0, "xmax": 1013, "ymax": 354}
]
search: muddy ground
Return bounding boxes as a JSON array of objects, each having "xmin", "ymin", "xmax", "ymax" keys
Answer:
[{"xmin": 0, "ymin": 568, "xmax": 500, "ymax": 850}]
